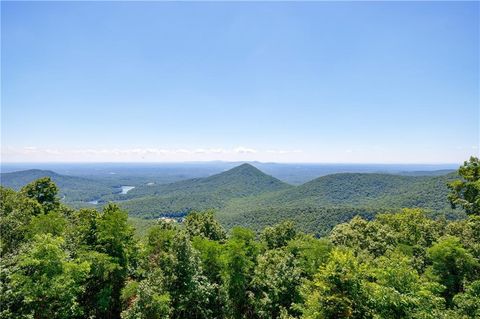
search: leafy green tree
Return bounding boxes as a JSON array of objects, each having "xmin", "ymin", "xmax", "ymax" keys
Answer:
[
  {"xmin": 260, "ymin": 220, "xmax": 297, "ymax": 250},
  {"xmin": 287, "ymin": 234, "xmax": 332, "ymax": 278},
  {"xmin": 143, "ymin": 222, "xmax": 178, "ymax": 275},
  {"xmin": 192, "ymin": 236, "xmax": 228, "ymax": 319},
  {"xmin": 446, "ymin": 215, "xmax": 480, "ymax": 259},
  {"xmin": 121, "ymin": 269, "xmax": 171, "ymax": 319},
  {"xmin": 223, "ymin": 227, "xmax": 259, "ymax": 319},
  {"xmin": 27, "ymin": 211, "xmax": 67, "ymax": 238},
  {"xmin": 448, "ymin": 156, "xmax": 480, "ymax": 215},
  {"xmin": 97, "ymin": 204, "xmax": 136, "ymax": 265},
  {"xmin": 192, "ymin": 237, "xmax": 224, "ymax": 284},
  {"xmin": 301, "ymin": 248, "xmax": 372, "ymax": 319},
  {"xmin": 20, "ymin": 177, "xmax": 60, "ymax": 212},
  {"xmin": 452, "ymin": 280, "xmax": 480, "ymax": 318},
  {"xmin": 60, "ymin": 208, "xmax": 119, "ymax": 317},
  {"xmin": 77, "ymin": 250, "xmax": 122, "ymax": 318},
  {"xmin": 375, "ymin": 209, "xmax": 444, "ymax": 271},
  {"xmin": 330, "ymin": 216, "xmax": 396, "ymax": 257},
  {"xmin": 143, "ymin": 225, "xmax": 214, "ymax": 319},
  {"xmin": 0, "ymin": 187, "xmax": 42, "ymax": 255},
  {"xmin": 368, "ymin": 251, "xmax": 444, "ymax": 318},
  {"xmin": 8, "ymin": 234, "xmax": 90, "ymax": 319},
  {"xmin": 70, "ymin": 208, "xmax": 100, "ymax": 248},
  {"xmin": 427, "ymin": 236, "xmax": 479, "ymax": 307},
  {"xmin": 184, "ymin": 210, "xmax": 227, "ymax": 241},
  {"xmin": 94, "ymin": 203, "xmax": 137, "ymax": 318},
  {"xmin": 251, "ymin": 249, "xmax": 302, "ymax": 319},
  {"xmin": 164, "ymin": 231, "xmax": 214, "ymax": 319},
  {"xmin": 375, "ymin": 209, "xmax": 442, "ymax": 248}
]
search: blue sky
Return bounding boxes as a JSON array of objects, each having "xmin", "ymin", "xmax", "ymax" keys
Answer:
[{"xmin": 1, "ymin": 1, "xmax": 478, "ymax": 163}]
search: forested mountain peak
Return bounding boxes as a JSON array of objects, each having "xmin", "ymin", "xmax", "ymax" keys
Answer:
[
  {"xmin": 204, "ymin": 163, "xmax": 290, "ymax": 186},
  {"xmin": 219, "ymin": 163, "xmax": 263, "ymax": 175},
  {"xmin": 117, "ymin": 163, "xmax": 293, "ymax": 216}
]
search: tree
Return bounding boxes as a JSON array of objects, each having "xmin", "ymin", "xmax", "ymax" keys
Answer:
[
  {"xmin": 144, "ymin": 225, "xmax": 214, "ymax": 319},
  {"xmin": 260, "ymin": 220, "xmax": 297, "ymax": 250},
  {"xmin": 20, "ymin": 177, "xmax": 60, "ymax": 212},
  {"xmin": 27, "ymin": 211, "xmax": 67, "ymax": 238},
  {"xmin": 192, "ymin": 237, "xmax": 228, "ymax": 319},
  {"xmin": 184, "ymin": 210, "xmax": 227, "ymax": 241},
  {"xmin": 301, "ymin": 249, "xmax": 372, "ymax": 319},
  {"xmin": 448, "ymin": 156, "xmax": 480, "ymax": 215},
  {"xmin": 427, "ymin": 236, "xmax": 479, "ymax": 307},
  {"xmin": 452, "ymin": 280, "xmax": 480, "ymax": 318},
  {"xmin": 446, "ymin": 215, "xmax": 480, "ymax": 260},
  {"xmin": 70, "ymin": 208, "xmax": 100, "ymax": 248},
  {"xmin": 77, "ymin": 250, "xmax": 122, "ymax": 318},
  {"xmin": 330, "ymin": 216, "xmax": 396, "ymax": 258},
  {"xmin": 94, "ymin": 203, "xmax": 137, "ymax": 318},
  {"xmin": 375, "ymin": 209, "xmax": 441, "ymax": 248},
  {"xmin": 251, "ymin": 249, "xmax": 302, "ymax": 319},
  {"xmin": 121, "ymin": 269, "xmax": 171, "ymax": 319},
  {"xmin": 368, "ymin": 251, "xmax": 445, "ymax": 318},
  {"xmin": 374, "ymin": 209, "xmax": 444, "ymax": 271},
  {"xmin": 287, "ymin": 234, "xmax": 332, "ymax": 278},
  {"xmin": 223, "ymin": 227, "xmax": 259, "ymax": 319},
  {"xmin": 0, "ymin": 187, "xmax": 42, "ymax": 255},
  {"xmin": 8, "ymin": 234, "xmax": 90, "ymax": 319},
  {"xmin": 171, "ymin": 232, "xmax": 212, "ymax": 318}
]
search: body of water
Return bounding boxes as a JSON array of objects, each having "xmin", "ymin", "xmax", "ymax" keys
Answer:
[{"xmin": 120, "ymin": 186, "xmax": 135, "ymax": 194}]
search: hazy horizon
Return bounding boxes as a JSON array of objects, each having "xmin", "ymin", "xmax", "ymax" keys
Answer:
[{"xmin": 0, "ymin": 160, "xmax": 464, "ymax": 165}]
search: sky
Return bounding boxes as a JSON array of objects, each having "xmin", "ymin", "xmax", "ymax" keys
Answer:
[{"xmin": 1, "ymin": 1, "xmax": 479, "ymax": 163}]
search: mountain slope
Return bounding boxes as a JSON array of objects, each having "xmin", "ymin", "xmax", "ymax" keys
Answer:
[
  {"xmin": 215, "ymin": 172, "xmax": 463, "ymax": 235},
  {"xmin": 273, "ymin": 172, "xmax": 457, "ymax": 209},
  {"xmin": 118, "ymin": 163, "xmax": 293, "ymax": 217},
  {"xmin": 0, "ymin": 169, "xmax": 114, "ymax": 202}
]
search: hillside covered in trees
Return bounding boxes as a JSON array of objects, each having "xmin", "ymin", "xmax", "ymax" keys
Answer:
[
  {"xmin": 1, "ymin": 164, "xmax": 462, "ymax": 236},
  {"xmin": 0, "ymin": 169, "xmax": 115, "ymax": 203},
  {"xmin": 110, "ymin": 164, "xmax": 462, "ymax": 235},
  {"xmin": 1, "ymin": 157, "xmax": 479, "ymax": 319}
]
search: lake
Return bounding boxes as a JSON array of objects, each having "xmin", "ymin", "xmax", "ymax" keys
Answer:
[{"xmin": 120, "ymin": 186, "xmax": 135, "ymax": 194}]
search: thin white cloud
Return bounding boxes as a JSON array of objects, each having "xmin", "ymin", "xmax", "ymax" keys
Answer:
[
  {"xmin": 0, "ymin": 144, "xmax": 317, "ymax": 163},
  {"xmin": 266, "ymin": 149, "xmax": 303, "ymax": 154},
  {"xmin": 233, "ymin": 146, "xmax": 257, "ymax": 154},
  {"xmin": 2, "ymin": 146, "xmax": 281, "ymax": 162}
]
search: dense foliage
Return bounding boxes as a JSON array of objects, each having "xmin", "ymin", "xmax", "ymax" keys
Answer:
[
  {"xmin": 1, "ymin": 158, "xmax": 479, "ymax": 318},
  {"xmin": 448, "ymin": 156, "xmax": 480, "ymax": 215}
]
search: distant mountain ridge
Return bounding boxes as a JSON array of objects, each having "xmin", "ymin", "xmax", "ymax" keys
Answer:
[
  {"xmin": 0, "ymin": 169, "xmax": 114, "ymax": 202},
  {"xmin": 258, "ymin": 172, "xmax": 455, "ymax": 208},
  {"xmin": 1, "ymin": 169, "xmax": 61, "ymax": 187},
  {"xmin": 130, "ymin": 163, "xmax": 291, "ymax": 197},
  {"xmin": 216, "ymin": 171, "xmax": 461, "ymax": 234}
]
